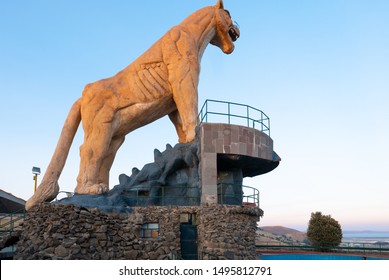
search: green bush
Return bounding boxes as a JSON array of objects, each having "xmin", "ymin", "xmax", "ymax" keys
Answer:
[{"xmin": 307, "ymin": 211, "xmax": 342, "ymax": 249}]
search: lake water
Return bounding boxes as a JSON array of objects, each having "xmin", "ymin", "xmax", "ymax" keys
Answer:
[{"xmin": 342, "ymin": 232, "xmax": 389, "ymax": 245}]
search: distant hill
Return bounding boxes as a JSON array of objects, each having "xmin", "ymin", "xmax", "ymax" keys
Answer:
[{"xmin": 256, "ymin": 226, "xmax": 307, "ymax": 245}]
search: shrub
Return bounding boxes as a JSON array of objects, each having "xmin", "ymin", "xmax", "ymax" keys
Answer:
[{"xmin": 307, "ymin": 211, "xmax": 342, "ymax": 249}]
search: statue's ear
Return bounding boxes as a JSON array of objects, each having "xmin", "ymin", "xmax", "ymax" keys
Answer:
[{"xmin": 215, "ymin": 0, "xmax": 224, "ymax": 9}]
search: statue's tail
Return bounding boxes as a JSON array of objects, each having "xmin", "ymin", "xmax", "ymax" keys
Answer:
[{"xmin": 25, "ymin": 99, "xmax": 82, "ymax": 210}]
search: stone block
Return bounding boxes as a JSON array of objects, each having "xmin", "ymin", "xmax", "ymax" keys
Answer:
[
  {"xmin": 239, "ymin": 143, "xmax": 247, "ymax": 154},
  {"xmin": 231, "ymin": 143, "xmax": 239, "ymax": 154},
  {"xmin": 216, "ymin": 139, "xmax": 224, "ymax": 153},
  {"xmin": 54, "ymin": 245, "xmax": 69, "ymax": 258}
]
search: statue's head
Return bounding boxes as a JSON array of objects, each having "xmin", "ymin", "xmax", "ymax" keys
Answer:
[{"xmin": 211, "ymin": 0, "xmax": 240, "ymax": 54}]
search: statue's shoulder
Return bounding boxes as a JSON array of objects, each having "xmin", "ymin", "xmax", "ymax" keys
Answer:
[{"xmin": 164, "ymin": 25, "xmax": 191, "ymax": 43}]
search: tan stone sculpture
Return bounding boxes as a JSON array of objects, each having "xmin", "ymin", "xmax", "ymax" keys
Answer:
[{"xmin": 26, "ymin": 0, "xmax": 239, "ymax": 210}]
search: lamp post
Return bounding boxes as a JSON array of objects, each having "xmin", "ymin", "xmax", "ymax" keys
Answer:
[{"xmin": 32, "ymin": 166, "xmax": 41, "ymax": 193}]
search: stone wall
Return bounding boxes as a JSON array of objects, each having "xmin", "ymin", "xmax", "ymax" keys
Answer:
[
  {"xmin": 199, "ymin": 205, "xmax": 261, "ymax": 260},
  {"xmin": 14, "ymin": 203, "xmax": 262, "ymax": 260}
]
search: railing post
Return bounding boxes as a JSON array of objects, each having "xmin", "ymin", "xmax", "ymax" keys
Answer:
[
  {"xmin": 206, "ymin": 100, "xmax": 208, "ymax": 123},
  {"xmin": 247, "ymin": 105, "xmax": 250, "ymax": 127},
  {"xmin": 162, "ymin": 187, "xmax": 165, "ymax": 206},
  {"xmin": 228, "ymin": 102, "xmax": 231, "ymax": 124},
  {"xmin": 268, "ymin": 117, "xmax": 271, "ymax": 137}
]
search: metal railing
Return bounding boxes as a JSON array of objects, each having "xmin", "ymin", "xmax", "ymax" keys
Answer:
[
  {"xmin": 242, "ymin": 185, "xmax": 260, "ymax": 207},
  {"xmin": 199, "ymin": 99, "xmax": 271, "ymax": 136},
  {"xmin": 217, "ymin": 184, "xmax": 260, "ymax": 207},
  {"xmin": 0, "ymin": 208, "xmax": 25, "ymax": 235},
  {"xmin": 125, "ymin": 185, "xmax": 201, "ymax": 207},
  {"xmin": 256, "ymin": 243, "xmax": 389, "ymax": 254},
  {"xmin": 52, "ymin": 185, "xmax": 260, "ymax": 208},
  {"xmin": 118, "ymin": 184, "xmax": 259, "ymax": 207}
]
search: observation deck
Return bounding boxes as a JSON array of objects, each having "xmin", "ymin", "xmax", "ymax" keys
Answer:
[{"xmin": 198, "ymin": 100, "xmax": 281, "ymax": 205}]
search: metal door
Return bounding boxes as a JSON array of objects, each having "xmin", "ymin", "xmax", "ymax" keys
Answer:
[{"xmin": 180, "ymin": 224, "xmax": 198, "ymax": 260}]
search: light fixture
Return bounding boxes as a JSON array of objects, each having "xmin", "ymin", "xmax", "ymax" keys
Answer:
[
  {"xmin": 32, "ymin": 166, "xmax": 41, "ymax": 175},
  {"xmin": 32, "ymin": 166, "xmax": 41, "ymax": 192}
]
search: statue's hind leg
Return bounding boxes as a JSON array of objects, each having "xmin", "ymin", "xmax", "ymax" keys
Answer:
[
  {"xmin": 75, "ymin": 110, "xmax": 114, "ymax": 195},
  {"xmin": 76, "ymin": 135, "xmax": 110, "ymax": 194},
  {"xmin": 96, "ymin": 135, "xmax": 125, "ymax": 188}
]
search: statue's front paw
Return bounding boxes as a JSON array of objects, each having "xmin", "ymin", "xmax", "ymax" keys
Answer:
[
  {"xmin": 95, "ymin": 183, "xmax": 109, "ymax": 194},
  {"xmin": 75, "ymin": 183, "xmax": 109, "ymax": 195}
]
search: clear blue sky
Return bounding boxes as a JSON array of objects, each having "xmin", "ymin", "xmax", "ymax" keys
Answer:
[{"xmin": 1, "ymin": 0, "xmax": 388, "ymax": 231}]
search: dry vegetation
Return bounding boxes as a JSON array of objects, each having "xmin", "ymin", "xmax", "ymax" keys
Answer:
[{"xmin": 256, "ymin": 226, "xmax": 307, "ymax": 245}]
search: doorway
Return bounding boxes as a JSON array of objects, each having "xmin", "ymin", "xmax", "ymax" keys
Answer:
[{"xmin": 180, "ymin": 213, "xmax": 198, "ymax": 260}]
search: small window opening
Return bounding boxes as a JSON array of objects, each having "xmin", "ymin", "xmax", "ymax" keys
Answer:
[{"xmin": 140, "ymin": 223, "xmax": 159, "ymax": 238}]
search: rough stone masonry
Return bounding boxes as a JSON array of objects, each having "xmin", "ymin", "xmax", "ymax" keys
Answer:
[{"xmin": 14, "ymin": 203, "xmax": 261, "ymax": 260}]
